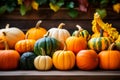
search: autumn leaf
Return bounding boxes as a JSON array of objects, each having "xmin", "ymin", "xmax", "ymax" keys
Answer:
[
  {"xmin": 18, "ymin": 0, "xmax": 23, "ymax": 5},
  {"xmin": 49, "ymin": 2, "xmax": 60, "ymax": 12},
  {"xmin": 32, "ymin": 1, "xmax": 39, "ymax": 10},
  {"xmin": 113, "ymin": 3, "xmax": 120, "ymax": 13}
]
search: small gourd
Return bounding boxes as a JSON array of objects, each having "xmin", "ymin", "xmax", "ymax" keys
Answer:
[
  {"xmin": 53, "ymin": 43, "xmax": 75, "ymax": 70},
  {"xmin": 72, "ymin": 25, "xmax": 91, "ymax": 40},
  {"xmin": 34, "ymin": 48, "xmax": 53, "ymax": 70},
  {"xmin": 26, "ymin": 20, "xmax": 47, "ymax": 40},
  {"xmin": 48, "ymin": 23, "xmax": 70, "ymax": 49}
]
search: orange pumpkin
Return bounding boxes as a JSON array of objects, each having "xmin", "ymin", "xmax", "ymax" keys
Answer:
[
  {"xmin": 15, "ymin": 34, "xmax": 36, "ymax": 54},
  {"xmin": 0, "ymin": 24, "xmax": 25, "ymax": 49},
  {"xmin": 76, "ymin": 50, "xmax": 98, "ymax": 70},
  {"xmin": 66, "ymin": 33, "xmax": 87, "ymax": 54},
  {"xmin": 98, "ymin": 43, "xmax": 120, "ymax": 70},
  {"xmin": 26, "ymin": 20, "xmax": 47, "ymax": 40},
  {"xmin": 0, "ymin": 33, "xmax": 20, "ymax": 70},
  {"xmin": 52, "ymin": 43, "xmax": 75, "ymax": 70},
  {"xmin": 48, "ymin": 23, "xmax": 70, "ymax": 49}
]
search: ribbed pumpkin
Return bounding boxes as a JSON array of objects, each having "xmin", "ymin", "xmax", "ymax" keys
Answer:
[
  {"xmin": 66, "ymin": 32, "xmax": 87, "ymax": 54},
  {"xmin": 15, "ymin": 34, "xmax": 36, "ymax": 54},
  {"xmin": 25, "ymin": 20, "xmax": 47, "ymax": 40},
  {"xmin": 48, "ymin": 23, "xmax": 70, "ymax": 49},
  {"xmin": 34, "ymin": 32, "xmax": 60, "ymax": 56},
  {"xmin": 0, "ymin": 24, "xmax": 25, "ymax": 49},
  {"xmin": 76, "ymin": 50, "xmax": 98, "ymax": 70},
  {"xmin": 34, "ymin": 48, "xmax": 53, "ymax": 70},
  {"xmin": 0, "ymin": 33, "xmax": 20, "ymax": 70},
  {"xmin": 19, "ymin": 52, "xmax": 37, "ymax": 70},
  {"xmin": 98, "ymin": 43, "xmax": 120, "ymax": 70},
  {"xmin": 88, "ymin": 30, "xmax": 112, "ymax": 52},
  {"xmin": 53, "ymin": 43, "xmax": 75, "ymax": 70},
  {"xmin": 72, "ymin": 25, "xmax": 91, "ymax": 40}
]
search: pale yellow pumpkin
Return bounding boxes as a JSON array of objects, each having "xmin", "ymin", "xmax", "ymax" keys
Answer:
[
  {"xmin": 0, "ymin": 24, "xmax": 25, "ymax": 49},
  {"xmin": 34, "ymin": 48, "xmax": 53, "ymax": 70},
  {"xmin": 48, "ymin": 23, "xmax": 70, "ymax": 49}
]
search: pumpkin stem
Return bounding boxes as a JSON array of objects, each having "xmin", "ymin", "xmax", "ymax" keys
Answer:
[
  {"xmin": 36, "ymin": 20, "xmax": 42, "ymax": 28},
  {"xmin": 63, "ymin": 42, "xmax": 67, "ymax": 51},
  {"xmin": 108, "ymin": 42, "xmax": 116, "ymax": 50},
  {"xmin": 44, "ymin": 32, "xmax": 49, "ymax": 37},
  {"xmin": 76, "ymin": 25, "xmax": 83, "ymax": 31},
  {"xmin": 41, "ymin": 48, "xmax": 46, "ymax": 56},
  {"xmin": 5, "ymin": 24, "xmax": 10, "ymax": 29},
  {"xmin": 2, "ymin": 32, "xmax": 9, "ymax": 50},
  {"xmin": 100, "ymin": 29, "xmax": 103, "ymax": 37},
  {"xmin": 58, "ymin": 23, "xmax": 65, "ymax": 29},
  {"xmin": 25, "ymin": 33, "xmax": 29, "ymax": 39}
]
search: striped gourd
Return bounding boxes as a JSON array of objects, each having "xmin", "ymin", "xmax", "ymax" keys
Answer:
[
  {"xmin": 72, "ymin": 25, "xmax": 91, "ymax": 40},
  {"xmin": 34, "ymin": 32, "xmax": 60, "ymax": 57},
  {"xmin": 88, "ymin": 30, "xmax": 112, "ymax": 52}
]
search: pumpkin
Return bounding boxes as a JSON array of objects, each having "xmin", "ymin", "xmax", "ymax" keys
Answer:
[
  {"xmin": 0, "ymin": 24, "xmax": 25, "ymax": 49},
  {"xmin": 48, "ymin": 23, "xmax": 70, "ymax": 49},
  {"xmin": 34, "ymin": 32, "xmax": 60, "ymax": 56},
  {"xmin": 25, "ymin": 20, "xmax": 47, "ymax": 40},
  {"xmin": 0, "ymin": 33, "xmax": 20, "ymax": 70},
  {"xmin": 98, "ymin": 43, "xmax": 120, "ymax": 70},
  {"xmin": 34, "ymin": 48, "xmax": 53, "ymax": 70},
  {"xmin": 19, "ymin": 52, "xmax": 37, "ymax": 70},
  {"xmin": 66, "ymin": 32, "xmax": 87, "ymax": 54},
  {"xmin": 88, "ymin": 29, "xmax": 112, "ymax": 52},
  {"xmin": 15, "ymin": 34, "xmax": 36, "ymax": 54},
  {"xmin": 76, "ymin": 50, "xmax": 98, "ymax": 70},
  {"xmin": 52, "ymin": 43, "xmax": 75, "ymax": 70},
  {"xmin": 72, "ymin": 25, "xmax": 91, "ymax": 40}
]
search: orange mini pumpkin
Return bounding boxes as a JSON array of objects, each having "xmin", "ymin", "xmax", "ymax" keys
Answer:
[
  {"xmin": 98, "ymin": 43, "xmax": 120, "ymax": 70},
  {"xmin": 15, "ymin": 34, "xmax": 36, "ymax": 54},
  {"xmin": 76, "ymin": 50, "xmax": 98, "ymax": 70},
  {"xmin": 0, "ymin": 32, "xmax": 20, "ymax": 70},
  {"xmin": 26, "ymin": 20, "xmax": 47, "ymax": 40},
  {"xmin": 66, "ymin": 33, "xmax": 87, "ymax": 54}
]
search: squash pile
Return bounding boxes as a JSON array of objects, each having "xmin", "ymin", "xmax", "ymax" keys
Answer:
[{"xmin": 0, "ymin": 13, "xmax": 120, "ymax": 71}]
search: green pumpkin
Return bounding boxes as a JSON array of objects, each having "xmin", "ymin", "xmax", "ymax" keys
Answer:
[
  {"xmin": 72, "ymin": 25, "xmax": 91, "ymax": 40},
  {"xmin": 19, "ymin": 52, "xmax": 37, "ymax": 70},
  {"xmin": 34, "ymin": 32, "xmax": 60, "ymax": 56},
  {"xmin": 88, "ymin": 30, "xmax": 112, "ymax": 52}
]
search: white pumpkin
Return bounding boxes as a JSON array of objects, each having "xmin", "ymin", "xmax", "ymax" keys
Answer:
[{"xmin": 0, "ymin": 24, "xmax": 25, "ymax": 49}]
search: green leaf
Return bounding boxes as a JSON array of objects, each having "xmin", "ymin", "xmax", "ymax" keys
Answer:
[
  {"xmin": 0, "ymin": 5, "xmax": 7, "ymax": 14},
  {"xmin": 100, "ymin": 0, "xmax": 109, "ymax": 8},
  {"xmin": 50, "ymin": 0, "xmax": 57, "ymax": 4},
  {"xmin": 66, "ymin": 2, "xmax": 74, "ymax": 9},
  {"xmin": 20, "ymin": 5, "xmax": 27, "ymax": 16},
  {"xmin": 56, "ymin": 0, "xmax": 64, "ymax": 7},
  {"xmin": 6, "ymin": 6, "xmax": 14, "ymax": 12},
  {"xmin": 96, "ymin": 8, "xmax": 107, "ymax": 19},
  {"xmin": 35, "ymin": 0, "xmax": 47, "ymax": 5},
  {"xmin": 68, "ymin": 9, "xmax": 78, "ymax": 18}
]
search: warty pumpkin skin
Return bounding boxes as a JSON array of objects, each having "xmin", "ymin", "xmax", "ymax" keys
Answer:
[
  {"xmin": 98, "ymin": 43, "xmax": 120, "ymax": 70},
  {"xmin": 26, "ymin": 20, "xmax": 47, "ymax": 40},
  {"xmin": 48, "ymin": 23, "xmax": 70, "ymax": 49},
  {"xmin": 76, "ymin": 50, "xmax": 98, "ymax": 70},
  {"xmin": 0, "ymin": 24, "xmax": 25, "ymax": 49},
  {"xmin": 52, "ymin": 44, "xmax": 75, "ymax": 70},
  {"xmin": 19, "ymin": 52, "xmax": 37, "ymax": 70},
  {"xmin": 34, "ymin": 48, "xmax": 53, "ymax": 70},
  {"xmin": 15, "ymin": 39, "xmax": 36, "ymax": 54},
  {"xmin": 34, "ymin": 32, "xmax": 60, "ymax": 56},
  {"xmin": 66, "ymin": 36, "xmax": 87, "ymax": 54}
]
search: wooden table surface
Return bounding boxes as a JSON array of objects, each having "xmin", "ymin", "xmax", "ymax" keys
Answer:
[{"xmin": 0, "ymin": 70, "xmax": 120, "ymax": 80}]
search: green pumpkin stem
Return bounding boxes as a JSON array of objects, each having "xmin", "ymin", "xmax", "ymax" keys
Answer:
[
  {"xmin": 5, "ymin": 24, "xmax": 10, "ymax": 29},
  {"xmin": 41, "ymin": 48, "xmax": 46, "ymax": 56},
  {"xmin": 2, "ymin": 32, "xmax": 9, "ymax": 50},
  {"xmin": 100, "ymin": 29, "xmax": 103, "ymax": 37},
  {"xmin": 58, "ymin": 23, "xmax": 65, "ymax": 29},
  {"xmin": 36, "ymin": 20, "xmax": 42, "ymax": 28}
]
